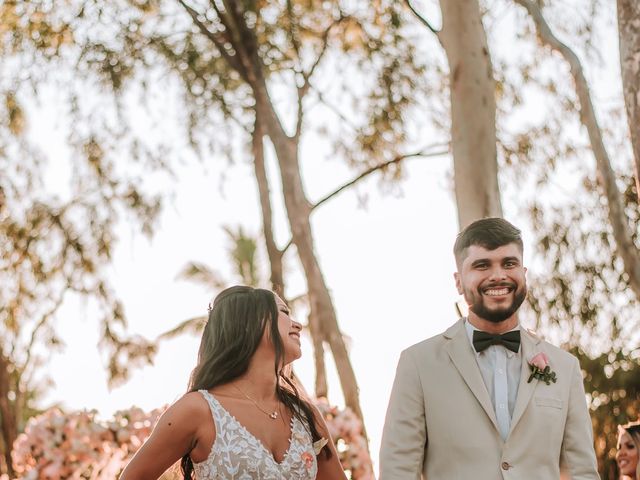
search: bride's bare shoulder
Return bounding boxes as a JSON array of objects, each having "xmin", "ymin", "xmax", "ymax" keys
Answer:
[{"xmin": 156, "ymin": 391, "xmax": 211, "ymax": 427}]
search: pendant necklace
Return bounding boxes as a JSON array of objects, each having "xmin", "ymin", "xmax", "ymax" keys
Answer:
[{"xmin": 233, "ymin": 384, "xmax": 279, "ymax": 420}]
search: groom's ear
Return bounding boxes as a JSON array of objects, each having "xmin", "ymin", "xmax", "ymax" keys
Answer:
[{"xmin": 454, "ymin": 272, "xmax": 463, "ymax": 294}]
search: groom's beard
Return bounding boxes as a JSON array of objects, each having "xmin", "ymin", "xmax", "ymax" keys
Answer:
[{"xmin": 465, "ymin": 283, "xmax": 527, "ymax": 323}]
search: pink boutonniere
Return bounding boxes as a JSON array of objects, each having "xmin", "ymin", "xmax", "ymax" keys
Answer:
[
  {"xmin": 301, "ymin": 451, "xmax": 314, "ymax": 471},
  {"xmin": 527, "ymin": 352, "xmax": 557, "ymax": 385}
]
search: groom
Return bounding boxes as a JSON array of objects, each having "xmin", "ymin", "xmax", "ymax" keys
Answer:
[{"xmin": 379, "ymin": 218, "xmax": 600, "ymax": 479}]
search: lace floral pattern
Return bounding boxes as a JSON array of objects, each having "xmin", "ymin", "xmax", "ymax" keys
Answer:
[{"xmin": 194, "ymin": 390, "xmax": 318, "ymax": 480}]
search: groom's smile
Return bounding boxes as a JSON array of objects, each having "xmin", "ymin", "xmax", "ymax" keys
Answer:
[{"xmin": 481, "ymin": 283, "xmax": 515, "ymax": 297}]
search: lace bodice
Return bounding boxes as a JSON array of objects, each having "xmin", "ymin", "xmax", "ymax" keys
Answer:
[{"xmin": 194, "ymin": 390, "xmax": 318, "ymax": 480}]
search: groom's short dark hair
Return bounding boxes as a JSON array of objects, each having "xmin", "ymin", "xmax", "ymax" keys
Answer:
[{"xmin": 454, "ymin": 217, "xmax": 523, "ymax": 267}]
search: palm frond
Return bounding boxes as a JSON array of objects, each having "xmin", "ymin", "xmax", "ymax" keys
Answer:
[
  {"xmin": 176, "ymin": 262, "xmax": 226, "ymax": 289},
  {"xmin": 157, "ymin": 316, "xmax": 207, "ymax": 340}
]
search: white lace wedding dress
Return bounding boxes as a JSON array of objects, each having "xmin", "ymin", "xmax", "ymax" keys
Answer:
[{"xmin": 193, "ymin": 390, "xmax": 318, "ymax": 479}]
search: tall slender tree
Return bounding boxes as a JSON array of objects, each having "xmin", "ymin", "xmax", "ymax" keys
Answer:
[
  {"xmin": 4, "ymin": 0, "xmax": 430, "ymax": 440},
  {"xmin": 617, "ymin": 0, "xmax": 640, "ymax": 202}
]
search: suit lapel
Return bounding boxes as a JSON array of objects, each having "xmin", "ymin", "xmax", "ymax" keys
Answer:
[
  {"xmin": 444, "ymin": 320, "xmax": 500, "ymax": 432},
  {"xmin": 508, "ymin": 329, "xmax": 541, "ymax": 437}
]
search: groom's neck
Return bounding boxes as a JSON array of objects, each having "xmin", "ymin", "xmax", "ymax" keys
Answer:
[{"xmin": 467, "ymin": 314, "xmax": 519, "ymax": 334}]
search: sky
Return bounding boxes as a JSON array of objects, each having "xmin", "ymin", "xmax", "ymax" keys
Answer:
[
  {"xmin": 43, "ymin": 143, "xmax": 468, "ymax": 463},
  {"xmin": 24, "ymin": 0, "xmax": 626, "ymax": 472}
]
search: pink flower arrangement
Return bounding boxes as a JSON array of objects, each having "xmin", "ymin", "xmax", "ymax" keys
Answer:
[
  {"xmin": 9, "ymin": 406, "xmax": 166, "ymax": 479},
  {"xmin": 314, "ymin": 399, "xmax": 375, "ymax": 480}
]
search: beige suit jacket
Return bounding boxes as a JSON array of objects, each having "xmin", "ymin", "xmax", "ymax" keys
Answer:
[{"xmin": 379, "ymin": 319, "xmax": 599, "ymax": 479}]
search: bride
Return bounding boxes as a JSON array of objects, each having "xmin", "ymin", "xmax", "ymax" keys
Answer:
[{"xmin": 120, "ymin": 285, "xmax": 346, "ymax": 479}]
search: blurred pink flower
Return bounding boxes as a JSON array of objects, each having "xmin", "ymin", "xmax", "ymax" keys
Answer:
[
  {"xmin": 11, "ymin": 405, "xmax": 166, "ymax": 479},
  {"xmin": 11, "ymin": 399, "xmax": 373, "ymax": 479},
  {"xmin": 301, "ymin": 451, "xmax": 314, "ymax": 471},
  {"xmin": 313, "ymin": 397, "xmax": 374, "ymax": 479}
]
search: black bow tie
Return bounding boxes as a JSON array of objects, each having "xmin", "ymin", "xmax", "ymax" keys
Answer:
[{"xmin": 472, "ymin": 330, "xmax": 521, "ymax": 353}]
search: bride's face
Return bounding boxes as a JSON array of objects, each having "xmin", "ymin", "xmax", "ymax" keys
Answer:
[
  {"xmin": 275, "ymin": 295, "xmax": 302, "ymax": 364},
  {"xmin": 258, "ymin": 295, "xmax": 302, "ymax": 365}
]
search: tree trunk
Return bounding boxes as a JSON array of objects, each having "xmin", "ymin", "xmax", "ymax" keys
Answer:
[
  {"xmin": 516, "ymin": 0, "xmax": 640, "ymax": 300},
  {"xmin": 253, "ymin": 82, "xmax": 365, "ymax": 427},
  {"xmin": 181, "ymin": 0, "xmax": 366, "ymax": 433},
  {"xmin": 252, "ymin": 114, "xmax": 329, "ymax": 398},
  {"xmin": 617, "ymin": 0, "xmax": 640, "ymax": 202},
  {"xmin": 438, "ymin": 0, "xmax": 503, "ymax": 228},
  {"xmin": 252, "ymin": 117, "xmax": 285, "ymax": 298},
  {"xmin": 308, "ymin": 307, "xmax": 328, "ymax": 398},
  {"xmin": 0, "ymin": 353, "xmax": 16, "ymax": 477}
]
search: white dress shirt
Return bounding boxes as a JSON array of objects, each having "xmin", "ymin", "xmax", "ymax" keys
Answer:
[{"xmin": 464, "ymin": 319, "xmax": 522, "ymax": 441}]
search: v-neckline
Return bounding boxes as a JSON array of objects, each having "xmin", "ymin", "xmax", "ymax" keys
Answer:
[{"xmin": 209, "ymin": 392, "xmax": 296, "ymax": 466}]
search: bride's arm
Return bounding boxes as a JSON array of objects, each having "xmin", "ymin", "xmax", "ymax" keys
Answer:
[{"xmin": 119, "ymin": 392, "xmax": 211, "ymax": 480}]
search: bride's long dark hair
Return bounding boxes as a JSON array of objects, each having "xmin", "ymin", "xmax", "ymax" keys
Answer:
[{"xmin": 181, "ymin": 285, "xmax": 328, "ymax": 479}]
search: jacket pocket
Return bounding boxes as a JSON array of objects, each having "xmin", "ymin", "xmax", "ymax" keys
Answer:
[{"xmin": 535, "ymin": 396, "xmax": 563, "ymax": 409}]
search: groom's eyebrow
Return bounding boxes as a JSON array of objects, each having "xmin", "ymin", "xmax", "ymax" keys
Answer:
[{"xmin": 470, "ymin": 258, "xmax": 490, "ymax": 267}]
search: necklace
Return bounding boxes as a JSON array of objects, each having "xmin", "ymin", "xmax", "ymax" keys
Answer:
[{"xmin": 232, "ymin": 384, "xmax": 279, "ymax": 420}]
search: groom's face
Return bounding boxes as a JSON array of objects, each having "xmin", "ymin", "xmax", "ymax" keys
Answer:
[{"xmin": 454, "ymin": 243, "xmax": 527, "ymax": 323}]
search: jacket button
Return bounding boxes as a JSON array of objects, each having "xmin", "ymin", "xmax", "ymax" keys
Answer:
[{"xmin": 501, "ymin": 462, "xmax": 511, "ymax": 470}]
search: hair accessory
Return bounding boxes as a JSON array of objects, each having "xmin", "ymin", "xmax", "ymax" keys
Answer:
[{"xmin": 207, "ymin": 301, "xmax": 213, "ymax": 313}]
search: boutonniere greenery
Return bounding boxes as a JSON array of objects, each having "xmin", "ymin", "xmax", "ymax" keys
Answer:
[{"xmin": 527, "ymin": 352, "xmax": 557, "ymax": 385}]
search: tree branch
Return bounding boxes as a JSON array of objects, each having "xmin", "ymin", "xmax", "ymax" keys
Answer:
[
  {"xmin": 293, "ymin": 90, "xmax": 305, "ymax": 140},
  {"xmin": 515, "ymin": 0, "xmax": 640, "ymax": 298},
  {"xmin": 23, "ymin": 293, "xmax": 66, "ymax": 371},
  {"xmin": 311, "ymin": 86, "xmax": 359, "ymax": 133},
  {"xmin": 305, "ymin": 16, "xmax": 346, "ymax": 84},
  {"xmin": 313, "ymin": 148, "xmax": 448, "ymax": 210},
  {"xmin": 286, "ymin": 0, "xmax": 303, "ymax": 68},
  {"xmin": 404, "ymin": 0, "xmax": 440, "ymax": 35},
  {"xmin": 176, "ymin": 0, "xmax": 249, "ymax": 82},
  {"xmin": 280, "ymin": 146, "xmax": 449, "ymax": 253},
  {"xmin": 221, "ymin": 0, "xmax": 263, "ymax": 86},
  {"xmin": 294, "ymin": 15, "xmax": 349, "ymax": 140}
]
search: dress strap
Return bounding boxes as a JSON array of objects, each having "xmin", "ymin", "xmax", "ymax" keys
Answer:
[{"xmin": 197, "ymin": 389, "xmax": 223, "ymax": 432}]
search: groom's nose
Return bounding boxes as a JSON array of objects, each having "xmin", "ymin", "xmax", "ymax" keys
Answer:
[{"xmin": 488, "ymin": 265, "xmax": 507, "ymax": 281}]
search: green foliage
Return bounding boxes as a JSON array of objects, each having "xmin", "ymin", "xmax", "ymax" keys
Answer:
[
  {"xmin": 0, "ymin": 1, "xmax": 75, "ymax": 58},
  {"xmin": 522, "ymin": 175, "xmax": 639, "ymax": 479},
  {"xmin": 62, "ymin": 0, "xmax": 431, "ymax": 176},
  {"xmin": 526, "ymin": 174, "xmax": 639, "ymax": 353},
  {"xmin": 224, "ymin": 226, "xmax": 259, "ymax": 287},
  {"xmin": 0, "ymin": 0, "xmax": 173, "ymax": 472}
]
